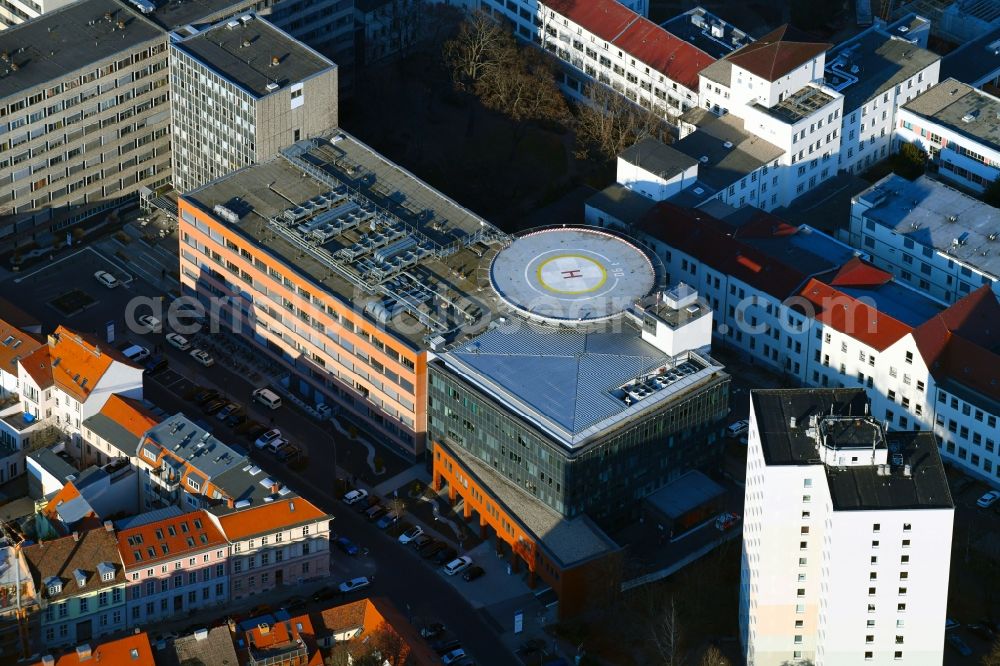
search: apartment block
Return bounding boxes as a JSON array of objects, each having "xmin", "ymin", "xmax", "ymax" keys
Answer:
[
  {"xmin": 597, "ymin": 202, "xmax": 1000, "ymax": 486},
  {"xmin": 117, "ymin": 510, "xmax": 229, "ymax": 626},
  {"xmin": 896, "ymin": 78, "xmax": 1000, "ymax": 193},
  {"xmin": 0, "ymin": 0, "xmax": 171, "ymax": 253},
  {"xmin": 177, "ymin": 130, "xmax": 509, "ymax": 458},
  {"xmin": 824, "ymin": 15, "xmax": 939, "ymax": 175},
  {"xmin": 482, "ymin": 0, "xmax": 717, "ymax": 120},
  {"xmin": 79, "ymin": 393, "xmax": 159, "ymax": 468},
  {"xmin": 169, "ymin": 12, "xmax": 338, "ymax": 192},
  {"xmin": 849, "ymin": 174, "xmax": 1000, "ymax": 304},
  {"xmin": 212, "ymin": 498, "xmax": 331, "ymax": 601},
  {"xmin": 23, "ymin": 525, "xmax": 127, "ymax": 651},
  {"xmin": 741, "ymin": 388, "xmax": 953, "ymax": 666}
]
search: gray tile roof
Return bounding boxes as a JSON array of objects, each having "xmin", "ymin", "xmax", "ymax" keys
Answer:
[
  {"xmin": 82, "ymin": 412, "xmax": 143, "ymax": 457},
  {"xmin": 619, "ymin": 137, "xmax": 699, "ymax": 179},
  {"xmin": 825, "ymin": 32, "xmax": 940, "ymax": 112},
  {"xmin": 672, "ymin": 114, "xmax": 784, "ymax": 190},
  {"xmin": 160, "ymin": 626, "xmax": 239, "ymax": 666}
]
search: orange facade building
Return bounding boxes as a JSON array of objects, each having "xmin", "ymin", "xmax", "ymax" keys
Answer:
[{"xmin": 177, "ymin": 131, "xmax": 509, "ymax": 458}]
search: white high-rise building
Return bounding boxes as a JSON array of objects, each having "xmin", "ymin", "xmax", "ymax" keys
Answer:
[{"xmin": 741, "ymin": 388, "xmax": 954, "ymax": 666}]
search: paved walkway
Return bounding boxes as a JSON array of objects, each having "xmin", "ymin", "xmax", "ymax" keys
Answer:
[{"xmin": 374, "ymin": 465, "xmax": 430, "ymax": 496}]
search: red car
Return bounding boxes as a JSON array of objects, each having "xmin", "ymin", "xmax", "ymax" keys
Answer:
[{"xmin": 715, "ymin": 512, "xmax": 739, "ymax": 531}]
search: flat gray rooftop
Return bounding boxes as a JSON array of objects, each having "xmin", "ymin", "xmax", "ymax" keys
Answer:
[
  {"xmin": 142, "ymin": 0, "xmax": 256, "ymax": 31},
  {"xmin": 825, "ymin": 32, "xmax": 940, "ymax": 112},
  {"xmin": 660, "ymin": 7, "xmax": 751, "ymax": 60},
  {"xmin": 619, "ymin": 136, "xmax": 698, "ymax": 180},
  {"xmin": 903, "ymin": 78, "xmax": 1000, "ymax": 148},
  {"xmin": 672, "ymin": 114, "xmax": 784, "ymax": 190},
  {"xmin": 447, "ymin": 444, "xmax": 617, "ymax": 568},
  {"xmin": 0, "ymin": 0, "xmax": 164, "ymax": 100},
  {"xmin": 438, "ymin": 319, "xmax": 726, "ymax": 449},
  {"xmin": 752, "ymin": 388, "xmax": 953, "ymax": 510},
  {"xmin": 142, "ymin": 414, "xmax": 245, "ymax": 483},
  {"xmin": 941, "ymin": 25, "xmax": 1000, "ymax": 86},
  {"xmin": 856, "ymin": 173, "xmax": 1000, "ymax": 280},
  {"xmin": 184, "ymin": 130, "xmax": 510, "ymax": 350},
  {"xmin": 754, "ymin": 85, "xmax": 838, "ymax": 124},
  {"xmin": 174, "ymin": 13, "xmax": 335, "ymax": 97},
  {"xmin": 586, "ymin": 184, "xmax": 658, "ymax": 227},
  {"xmin": 645, "ymin": 470, "xmax": 725, "ymax": 519}
]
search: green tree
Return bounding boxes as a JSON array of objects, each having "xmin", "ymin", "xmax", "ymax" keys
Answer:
[{"xmin": 894, "ymin": 142, "xmax": 927, "ymax": 180}]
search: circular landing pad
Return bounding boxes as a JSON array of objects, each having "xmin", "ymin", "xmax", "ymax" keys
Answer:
[{"xmin": 490, "ymin": 227, "xmax": 656, "ymax": 324}]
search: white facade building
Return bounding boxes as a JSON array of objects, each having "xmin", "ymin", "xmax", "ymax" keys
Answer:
[
  {"xmin": 741, "ymin": 388, "xmax": 953, "ymax": 666},
  {"xmin": 824, "ymin": 16, "xmax": 939, "ymax": 175},
  {"xmin": 849, "ymin": 174, "xmax": 1000, "ymax": 304},
  {"xmin": 895, "ymin": 79, "xmax": 1000, "ymax": 193},
  {"xmin": 592, "ymin": 202, "xmax": 1000, "ymax": 486},
  {"xmin": 480, "ymin": 0, "xmax": 715, "ymax": 120}
]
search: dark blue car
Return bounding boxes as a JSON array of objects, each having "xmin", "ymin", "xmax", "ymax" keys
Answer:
[{"xmin": 335, "ymin": 536, "xmax": 359, "ymax": 556}]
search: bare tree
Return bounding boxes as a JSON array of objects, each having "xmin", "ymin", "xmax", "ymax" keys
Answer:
[
  {"xmin": 443, "ymin": 11, "xmax": 514, "ymax": 90},
  {"xmin": 369, "ymin": 621, "xmax": 408, "ymax": 666},
  {"xmin": 650, "ymin": 596, "xmax": 684, "ymax": 666},
  {"xmin": 699, "ymin": 645, "xmax": 731, "ymax": 666},
  {"xmin": 983, "ymin": 638, "xmax": 1000, "ymax": 666},
  {"xmin": 574, "ymin": 82, "xmax": 672, "ymax": 161},
  {"xmin": 476, "ymin": 47, "xmax": 569, "ymax": 126}
]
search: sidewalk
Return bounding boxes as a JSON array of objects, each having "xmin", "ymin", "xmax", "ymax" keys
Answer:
[{"xmin": 374, "ymin": 465, "xmax": 430, "ymax": 496}]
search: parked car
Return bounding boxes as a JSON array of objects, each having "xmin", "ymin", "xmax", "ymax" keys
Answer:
[
  {"xmin": 216, "ymin": 403, "xmax": 240, "ymax": 421},
  {"xmin": 335, "ymin": 536, "xmax": 360, "ymax": 556},
  {"xmin": 265, "ymin": 438, "xmax": 288, "ymax": 454},
  {"xmin": 365, "ymin": 505, "xmax": 388, "ymax": 522},
  {"xmin": 420, "ymin": 542, "xmax": 447, "ymax": 559},
  {"xmin": 144, "ymin": 355, "xmax": 168, "ymax": 375},
  {"xmin": 225, "ymin": 411, "xmax": 247, "ymax": 428},
  {"xmin": 312, "ymin": 586, "xmax": 336, "ymax": 602},
  {"xmin": 976, "ymin": 490, "xmax": 1000, "ymax": 508},
  {"xmin": 399, "ymin": 526, "xmax": 424, "ymax": 545},
  {"xmin": 190, "ymin": 349, "xmax": 215, "ymax": 367},
  {"xmin": 283, "ymin": 596, "xmax": 307, "ymax": 610},
  {"xmin": 726, "ymin": 419, "xmax": 749, "ymax": 437},
  {"xmin": 443, "ymin": 556, "xmax": 473, "ymax": 576},
  {"xmin": 94, "ymin": 270, "xmax": 119, "ymax": 288},
  {"xmin": 165, "ymin": 332, "xmax": 191, "ymax": 350},
  {"xmin": 342, "ymin": 489, "xmax": 369, "ymax": 505},
  {"xmin": 431, "ymin": 639, "xmax": 461, "ymax": 655},
  {"xmin": 434, "ymin": 547, "xmax": 458, "ymax": 565},
  {"xmin": 462, "ymin": 566, "xmax": 485, "ymax": 582},
  {"xmin": 137, "ymin": 313, "xmax": 161, "ymax": 333},
  {"xmin": 410, "ymin": 534, "xmax": 433, "ymax": 550},
  {"xmin": 376, "ymin": 513, "xmax": 399, "ymax": 530},
  {"xmin": 276, "ymin": 444, "xmax": 301, "ymax": 462},
  {"xmin": 420, "ymin": 623, "xmax": 445, "ymax": 639},
  {"xmin": 946, "ymin": 633, "xmax": 972, "ymax": 657},
  {"xmin": 715, "ymin": 512, "xmax": 740, "ymax": 531},
  {"xmin": 442, "ymin": 648, "xmax": 467, "ymax": 665},
  {"xmin": 193, "ymin": 389, "xmax": 219, "ymax": 405},
  {"xmin": 337, "ymin": 577, "xmax": 371, "ymax": 594},
  {"xmin": 356, "ymin": 497, "xmax": 380, "ymax": 513},
  {"xmin": 202, "ymin": 399, "xmax": 227, "ymax": 415},
  {"xmin": 122, "ymin": 344, "xmax": 150, "ymax": 363},
  {"xmin": 254, "ymin": 429, "xmax": 282, "ymax": 450}
]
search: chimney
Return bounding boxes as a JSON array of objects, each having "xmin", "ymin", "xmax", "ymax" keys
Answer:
[
  {"xmin": 75, "ymin": 644, "xmax": 92, "ymax": 661},
  {"xmin": 258, "ymin": 623, "xmax": 270, "ymax": 635},
  {"xmin": 72, "ymin": 531, "xmax": 80, "ymax": 542},
  {"xmin": 226, "ymin": 497, "xmax": 236, "ymax": 509},
  {"xmin": 789, "ymin": 416, "xmax": 797, "ymax": 429},
  {"xmin": 270, "ymin": 482, "xmax": 281, "ymax": 494},
  {"xmin": 270, "ymin": 55, "xmax": 280, "ymax": 67},
  {"xmin": 903, "ymin": 464, "xmax": 912, "ymax": 477},
  {"xmin": 41, "ymin": 657, "xmax": 54, "ymax": 666},
  {"xmin": 103, "ymin": 521, "xmax": 114, "ymax": 532}
]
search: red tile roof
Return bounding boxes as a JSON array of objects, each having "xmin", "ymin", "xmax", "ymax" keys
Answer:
[
  {"xmin": 311, "ymin": 597, "xmax": 442, "ymax": 666},
  {"xmin": 19, "ymin": 326, "xmax": 140, "ymax": 402},
  {"xmin": 796, "ymin": 278, "xmax": 912, "ymax": 351},
  {"xmin": 544, "ymin": 0, "xmax": 716, "ymax": 91},
  {"xmin": 913, "ymin": 286, "xmax": 1000, "ymax": 402},
  {"xmin": 116, "ymin": 510, "xmax": 226, "ymax": 569},
  {"xmin": 611, "ymin": 16, "xmax": 715, "ymax": 90},
  {"xmin": 217, "ymin": 497, "xmax": 329, "ymax": 541},
  {"xmin": 544, "ymin": 0, "xmax": 637, "ymax": 43},
  {"xmin": 828, "ymin": 256, "xmax": 893, "ymax": 288},
  {"xmin": 725, "ymin": 24, "xmax": 831, "ymax": 81},
  {"xmin": 637, "ymin": 202, "xmax": 811, "ymax": 300},
  {"xmin": 99, "ymin": 394, "xmax": 159, "ymax": 438},
  {"xmin": 244, "ymin": 612, "xmax": 323, "ymax": 665},
  {"xmin": 33, "ymin": 632, "xmax": 155, "ymax": 666},
  {"xmin": 0, "ymin": 318, "xmax": 41, "ymax": 380}
]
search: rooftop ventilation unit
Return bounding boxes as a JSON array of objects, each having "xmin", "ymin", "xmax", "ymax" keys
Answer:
[
  {"xmin": 699, "ymin": 156, "xmax": 709, "ymax": 163},
  {"xmin": 266, "ymin": 82, "xmax": 279, "ymax": 92},
  {"xmin": 128, "ymin": 0, "xmax": 155, "ymax": 14},
  {"xmin": 722, "ymin": 141, "xmax": 734, "ymax": 149},
  {"xmin": 962, "ymin": 109, "xmax": 980, "ymax": 122},
  {"xmin": 227, "ymin": 19, "xmax": 240, "ymax": 29},
  {"xmin": 213, "ymin": 205, "xmax": 240, "ymax": 224}
]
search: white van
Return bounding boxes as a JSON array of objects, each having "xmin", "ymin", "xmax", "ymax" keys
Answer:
[
  {"xmin": 252, "ymin": 388, "xmax": 282, "ymax": 410},
  {"xmin": 122, "ymin": 345, "xmax": 150, "ymax": 362}
]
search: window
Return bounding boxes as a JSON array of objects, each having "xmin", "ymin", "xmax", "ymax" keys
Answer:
[{"xmin": 865, "ymin": 652, "xmax": 873, "ymax": 660}]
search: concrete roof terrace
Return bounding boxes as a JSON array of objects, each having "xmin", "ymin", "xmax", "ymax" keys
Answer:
[
  {"xmin": 183, "ymin": 130, "xmax": 512, "ymax": 351},
  {"xmin": 172, "ymin": 12, "xmax": 335, "ymax": 98}
]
